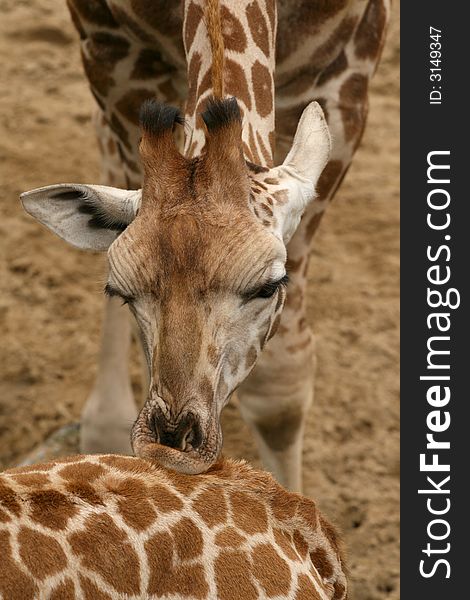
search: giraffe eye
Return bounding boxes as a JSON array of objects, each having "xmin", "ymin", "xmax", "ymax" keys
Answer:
[
  {"xmin": 251, "ymin": 274, "xmax": 289, "ymax": 299},
  {"xmin": 104, "ymin": 283, "xmax": 135, "ymax": 306}
]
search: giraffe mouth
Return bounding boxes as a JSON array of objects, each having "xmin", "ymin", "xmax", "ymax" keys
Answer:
[
  {"xmin": 132, "ymin": 437, "xmax": 221, "ymax": 475},
  {"xmin": 131, "ymin": 413, "xmax": 222, "ymax": 475}
]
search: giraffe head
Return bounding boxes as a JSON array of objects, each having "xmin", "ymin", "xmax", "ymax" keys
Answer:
[{"xmin": 21, "ymin": 98, "xmax": 330, "ymax": 474}]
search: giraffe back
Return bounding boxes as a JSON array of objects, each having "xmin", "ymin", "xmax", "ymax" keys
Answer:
[{"xmin": 1, "ymin": 455, "xmax": 347, "ymax": 599}]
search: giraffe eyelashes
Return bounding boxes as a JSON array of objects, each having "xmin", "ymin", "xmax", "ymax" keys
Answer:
[
  {"xmin": 248, "ymin": 274, "xmax": 289, "ymax": 300},
  {"xmin": 103, "ymin": 283, "xmax": 134, "ymax": 306}
]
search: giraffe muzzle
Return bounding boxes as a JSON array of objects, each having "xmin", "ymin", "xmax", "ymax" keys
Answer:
[{"xmin": 131, "ymin": 404, "xmax": 221, "ymax": 475}]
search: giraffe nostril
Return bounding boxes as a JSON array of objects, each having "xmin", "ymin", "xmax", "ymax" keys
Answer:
[{"xmin": 148, "ymin": 409, "xmax": 203, "ymax": 453}]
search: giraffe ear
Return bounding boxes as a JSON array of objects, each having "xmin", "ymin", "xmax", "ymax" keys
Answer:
[
  {"xmin": 275, "ymin": 101, "xmax": 331, "ymax": 242},
  {"xmin": 20, "ymin": 184, "xmax": 141, "ymax": 251}
]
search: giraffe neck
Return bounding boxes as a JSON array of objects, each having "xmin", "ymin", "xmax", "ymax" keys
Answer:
[{"xmin": 183, "ymin": 0, "xmax": 277, "ymax": 166}]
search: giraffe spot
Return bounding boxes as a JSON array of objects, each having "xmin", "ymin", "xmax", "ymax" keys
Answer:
[
  {"xmin": 225, "ymin": 58, "xmax": 252, "ymax": 111},
  {"xmin": 199, "ymin": 375, "xmax": 215, "ymax": 400},
  {"xmin": 149, "ymin": 483, "xmax": 184, "ymax": 513},
  {"xmin": 69, "ymin": 514, "xmax": 140, "ymax": 594},
  {"xmin": 69, "ymin": 0, "xmax": 119, "ymax": 28},
  {"xmin": 215, "ymin": 550, "xmax": 257, "ymax": 600},
  {"xmin": 109, "ymin": 113, "xmax": 132, "ymax": 151},
  {"xmin": 100, "ymin": 454, "xmax": 142, "ymax": 472},
  {"xmin": 310, "ymin": 546, "xmax": 334, "ymax": 579},
  {"xmin": 245, "ymin": 345, "xmax": 258, "ymax": 370},
  {"xmin": 0, "ymin": 531, "xmax": 37, "ymax": 599},
  {"xmin": 246, "ymin": 1, "xmax": 270, "ymax": 56},
  {"xmin": 166, "ymin": 470, "xmax": 201, "ymax": 496},
  {"xmin": 184, "ymin": 1, "xmax": 204, "ymax": 52},
  {"xmin": 81, "ymin": 33, "xmax": 129, "ymax": 96},
  {"xmin": 145, "ymin": 530, "xmax": 173, "ymax": 582},
  {"xmin": 251, "ymin": 61, "xmax": 273, "ymax": 119},
  {"xmin": 264, "ymin": 177, "xmax": 279, "ymax": 185},
  {"xmin": 215, "ymin": 527, "xmax": 247, "ymax": 548},
  {"xmin": 116, "ymin": 88, "xmax": 156, "ymax": 125},
  {"xmin": 192, "ymin": 487, "xmax": 228, "ymax": 528},
  {"xmin": 171, "ymin": 517, "xmax": 204, "ymax": 560},
  {"xmin": 29, "ymin": 489, "xmax": 78, "ymax": 530},
  {"xmin": 64, "ymin": 480, "xmax": 103, "ymax": 506},
  {"xmin": 221, "ymin": 6, "xmax": 247, "ymax": 53},
  {"xmin": 255, "ymin": 407, "xmax": 303, "ymax": 451},
  {"xmin": 256, "ymin": 131, "xmax": 273, "ymax": 166},
  {"xmin": 261, "ymin": 202, "xmax": 274, "ymax": 217},
  {"xmin": 317, "ymin": 50, "xmax": 348, "ymax": 87},
  {"xmin": 226, "ymin": 347, "xmax": 240, "ymax": 376},
  {"xmin": 79, "ymin": 575, "xmax": 113, "ymax": 600},
  {"xmin": 118, "ymin": 496, "xmax": 156, "ymax": 531},
  {"xmin": 0, "ymin": 480, "xmax": 21, "ymax": 516},
  {"xmin": 252, "ymin": 543, "xmax": 291, "ymax": 596},
  {"xmin": 146, "ymin": 531, "xmax": 208, "ymax": 598},
  {"xmin": 265, "ymin": 0, "xmax": 276, "ymax": 32},
  {"xmin": 339, "ymin": 73, "xmax": 369, "ymax": 142},
  {"xmin": 276, "ymin": 0, "xmax": 349, "ymax": 62},
  {"xmin": 333, "ymin": 581, "xmax": 347, "ymax": 599},
  {"xmin": 18, "ymin": 527, "xmax": 67, "ymax": 579},
  {"xmin": 273, "ymin": 529, "xmax": 298, "ymax": 561},
  {"xmin": 272, "ymin": 189, "xmax": 288, "ymax": 205},
  {"xmin": 355, "ymin": 0, "xmax": 387, "ymax": 59},
  {"xmin": 295, "ymin": 573, "xmax": 322, "ymax": 599},
  {"xmin": 305, "ymin": 213, "xmax": 324, "ymax": 242},
  {"xmin": 49, "ymin": 578, "xmax": 75, "ymax": 600},
  {"xmin": 248, "ymin": 124, "xmax": 262, "ymax": 163},
  {"xmin": 59, "ymin": 461, "xmax": 106, "ymax": 483},
  {"xmin": 293, "ymin": 530, "xmax": 309, "ymax": 559},
  {"xmin": 111, "ymin": 5, "xmax": 157, "ymax": 45},
  {"xmin": 130, "ymin": 0, "xmax": 181, "ymax": 36},
  {"xmin": 317, "ymin": 159, "xmax": 344, "ymax": 202},
  {"xmin": 131, "ymin": 48, "xmax": 175, "ymax": 80},
  {"xmin": 230, "ymin": 491, "xmax": 268, "ymax": 534},
  {"xmin": 272, "ymin": 492, "xmax": 298, "ymax": 522},
  {"xmin": 311, "ymin": 17, "xmax": 358, "ymax": 69},
  {"xmin": 11, "ymin": 472, "xmax": 50, "ymax": 488}
]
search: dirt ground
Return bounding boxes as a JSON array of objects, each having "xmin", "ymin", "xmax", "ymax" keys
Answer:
[{"xmin": 0, "ymin": 1, "xmax": 399, "ymax": 598}]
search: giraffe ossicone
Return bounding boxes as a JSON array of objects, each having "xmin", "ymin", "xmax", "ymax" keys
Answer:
[{"xmin": 0, "ymin": 454, "xmax": 348, "ymax": 599}]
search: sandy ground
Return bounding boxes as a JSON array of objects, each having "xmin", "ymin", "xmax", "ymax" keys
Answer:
[{"xmin": 0, "ymin": 1, "xmax": 399, "ymax": 598}]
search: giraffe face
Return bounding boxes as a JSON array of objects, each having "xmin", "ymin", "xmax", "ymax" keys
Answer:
[
  {"xmin": 20, "ymin": 98, "xmax": 330, "ymax": 474},
  {"xmin": 109, "ymin": 204, "xmax": 288, "ymax": 473}
]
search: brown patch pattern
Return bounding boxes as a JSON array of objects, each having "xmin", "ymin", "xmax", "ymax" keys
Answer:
[
  {"xmin": 251, "ymin": 60, "xmax": 273, "ymax": 118},
  {"xmin": 230, "ymin": 491, "xmax": 268, "ymax": 534},
  {"xmin": 246, "ymin": 1, "xmax": 270, "ymax": 56},
  {"xmin": 69, "ymin": 514, "xmax": 141, "ymax": 594},
  {"xmin": 192, "ymin": 487, "xmax": 228, "ymax": 527},
  {"xmin": 215, "ymin": 550, "xmax": 257, "ymax": 600},
  {"xmin": 18, "ymin": 527, "xmax": 67, "ymax": 579},
  {"xmin": 252, "ymin": 542, "xmax": 291, "ymax": 596}
]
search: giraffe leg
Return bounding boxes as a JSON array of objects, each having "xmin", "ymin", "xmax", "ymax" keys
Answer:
[
  {"xmin": 239, "ymin": 3, "xmax": 390, "ymax": 491},
  {"xmin": 67, "ymin": 0, "xmax": 185, "ymax": 453}
]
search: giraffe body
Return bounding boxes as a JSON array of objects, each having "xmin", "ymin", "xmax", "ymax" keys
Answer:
[
  {"xmin": 0, "ymin": 455, "xmax": 347, "ymax": 599},
  {"xmin": 21, "ymin": 0, "xmax": 390, "ymax": 490}
]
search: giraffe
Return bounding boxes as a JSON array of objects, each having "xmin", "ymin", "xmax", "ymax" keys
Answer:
[
  {"xmin": 20, "ymin": 0, "xmax": 390, "ymax": 491},
  {"xmin": 0, "ymin": 454, "xmax": 348, "ymax": 599}
]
